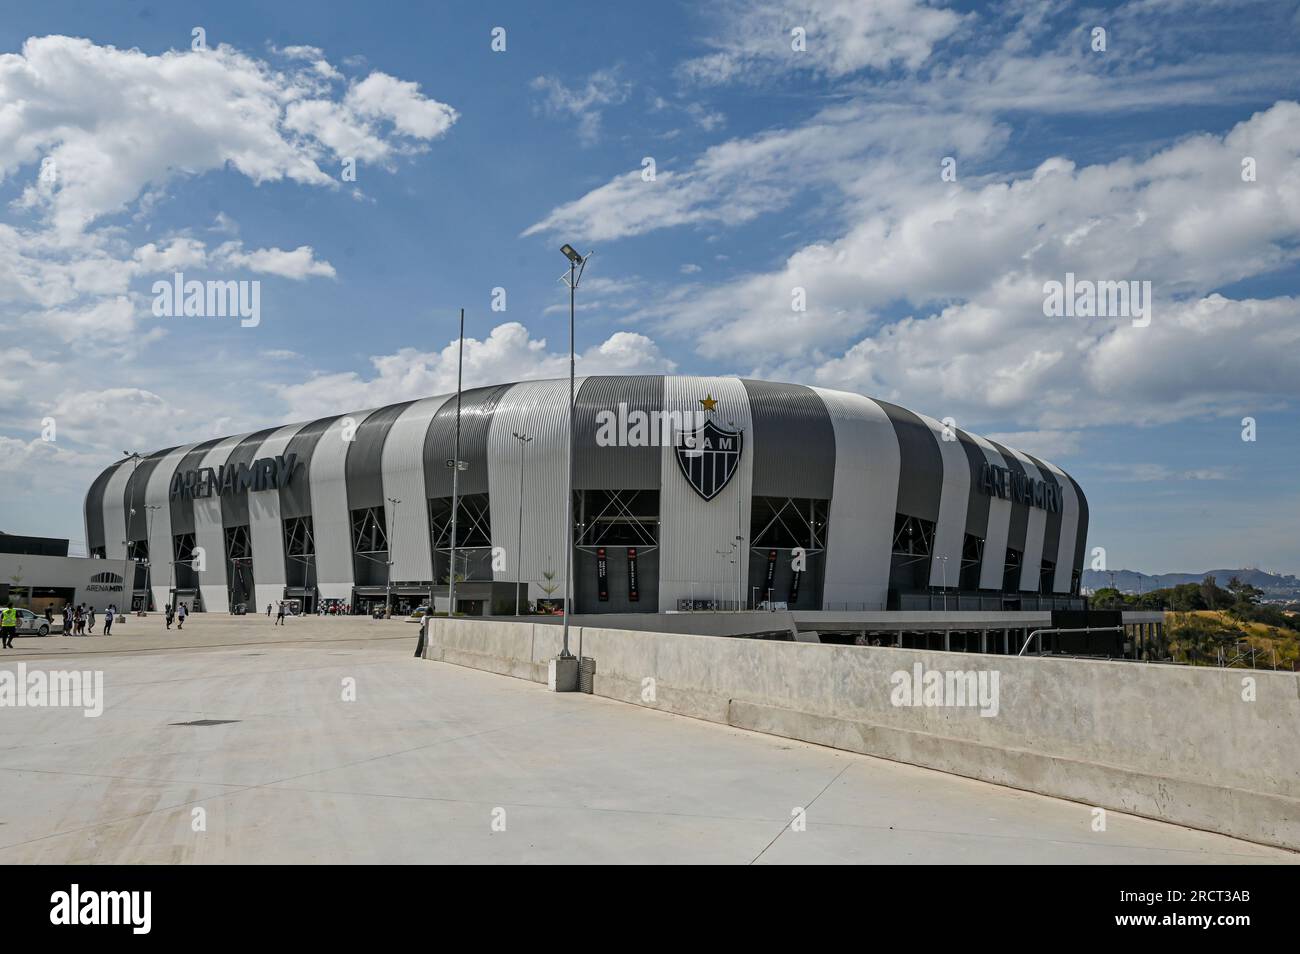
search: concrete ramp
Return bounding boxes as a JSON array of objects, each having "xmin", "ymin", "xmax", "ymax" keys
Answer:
[{"xmin": 425, "ymin": 618, "xmax": 1300, "ymax": 851}]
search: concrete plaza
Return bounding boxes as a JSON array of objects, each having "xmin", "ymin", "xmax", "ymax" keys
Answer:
[{"xmin": 0, "ymin": 615, "xmax": 1293, "ymax": 864}]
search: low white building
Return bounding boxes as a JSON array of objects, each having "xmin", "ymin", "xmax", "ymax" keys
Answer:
[{"xmin": 0, "ymin": 552, "xmax": 138, "ymax": 615}]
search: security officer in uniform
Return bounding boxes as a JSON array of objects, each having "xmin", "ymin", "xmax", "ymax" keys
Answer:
[{"xmin": 0, "ymin": 601, "xmax": 17, "ymax": 649}]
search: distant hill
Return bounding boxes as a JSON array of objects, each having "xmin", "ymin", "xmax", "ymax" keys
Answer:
[{"xmin": 1083, "ymin": 568, "xmax": 1300, "ymax": 596}]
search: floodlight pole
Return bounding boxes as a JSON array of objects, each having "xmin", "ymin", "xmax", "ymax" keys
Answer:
[
  {"xmin": 144, "ymin": 504, "xmax": 160, "ymax": 613},
  {"xmin": 562, "ymin": 258, "xmax": 576, "ymax": 658},
  {"xmin": 512, "ymin": 432, "xmax": 532, "ymax": 616},
  {"xmin": 121, "ymin": 451, "xmax": 141, "ymax": 614},
  {"xmin": 559, "ymin": 246, "xmax": 590, "ymax": 659},
  {"xmin": 385, "ymin": 496, "xmax": 401, "ymax": 618},
  {"xmin": 448, "ymin": 308, "xmax": 464, "ymax": 620}
]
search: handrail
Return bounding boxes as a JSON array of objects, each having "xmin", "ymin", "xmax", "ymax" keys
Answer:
[{"xmin": 1018, "ymin": 625, "xmax": 1123, "ymax": 657}]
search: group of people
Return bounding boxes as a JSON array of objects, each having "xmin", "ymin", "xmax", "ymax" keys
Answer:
[
  {"xmin": 60, "ymin": 603, "xmax": 106, "ymax": 636},
  {"xmin": 164, "ymin": 603, "xmax": 189, "ymax": 630},
  {"xmin": 267, "ymin": 601, "xmax": 290, "ymax": 624}
]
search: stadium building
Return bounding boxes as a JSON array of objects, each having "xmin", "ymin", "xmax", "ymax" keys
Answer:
[{"xmin": 82, "ymin": 376, "xmax": 1088, "ymax": 617}]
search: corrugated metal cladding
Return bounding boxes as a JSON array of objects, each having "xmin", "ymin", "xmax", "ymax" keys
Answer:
[
  {"xmin": 125, "ymin": 447, "xmax": 177, "ymax": 542},
  {"xmin": 1066, "ymin": 470, "xmax": 1089, "ymax": 581},
  {"xmin": 84, "ymin": 459, "xmax": 122, "ymax": 554},
  {"xmin": 573, "ymin": 375, "xmax": 663, "ymax": 490},
  {"xmin": 222, "ymin": 428, "xmax": 279, "ymax": 529},
  {"xmin": 741, "ymin": 379, "xmax": 835, "ymax": 498},
  {"xmin": 190, "ymin": 433, "xmax": 249, "ymax": 605},
  {"xmin": 487, "ymin": 378, "xmax": 585, "ymax": 590},
  {"xmin": 99, "ymin": 458, "xmax": 136, "ymax": 559},
  {"xmin": 310, "ymin": 410, "xmax": 376, "ymax": 600},
  {"xmin": 382, "ymin": 394, "xmax": 452, "ymax": 583},
  {"xmin": 657, "ymin": 376, "xmax": 754, "ymax": 611},
  {"xmin": 247, "ymin": 423, "xmax": 306, "ymax": 612},
  {"xmin": 987, "ymin": 439, "xmax": 1031, "ymax": 574},
  {"xmin": 1024, "ymin": 452, "xmax": 1063, "ymax": 579},
  {"xmin": 812, "ymin": 387, "xmax": 900, "ymax": 611},
  {"xmin": 280, "ymin": 416, "xmax": 338, "ymax": 520},
  {"xmin": 874, "ymin": 400, "xmax": 943, "ymax": 523},
  {"xmin": 915, "ymin": 413, "xmax": 970, "ymax": 586},
  {"xmin": 424, "ymin": 384, "xmax": 511, "ymax": 498},
  {"xmin": 80, "ymin": 375, "xmax": 1091, "ymax": 607},
  {"xmin": 965, "ymin": 432, "xmax": 1013, "ymax": 590},
  {"xmin": 346, "ymin": 402, "xmax": 416, "ymax": 512},
  {"xmin": 145, "ymin": 443, "xmax": 199, "ymax": 610},
  {"xmin": 1035, "ymin": 455, "xmax": 1080, "ymax": 593},
  {"xmin": 168, "ymin": 438, "xmax": 224, "ymax": 537},
  {"xmin": 955, "ymin": 430, "xmax": 990, "ymax": 538}
]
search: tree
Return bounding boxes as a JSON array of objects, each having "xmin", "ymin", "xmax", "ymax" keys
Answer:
[
  {"xmin": 1226, "ymin": 576, "xmax": 1264, "ymax": 606},
  {"xmin": 1200, "ymin": 575, "xmax": 1219, "ymax": 610}
]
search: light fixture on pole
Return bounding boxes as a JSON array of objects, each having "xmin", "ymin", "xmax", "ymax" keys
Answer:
[
  {"xmin": 385, "ymin": 496, "xmax": 401, "ymax": 618},
  {"xmin": 511, "ymin": 431, "xmax": 532, "ymax": 617},
  {"xmin": 940, "ymin": 554, "xmax": 949, "ymax": 612},
  {"xmin": 446, "ymin": 308, "xmax": 466, "ymax": 625},
  {"xmin": 121, "ymin": 451, "xmax": 142, "ymax": 614},
  {"xmin": 552, "ymin": 243, "xmax": 591, "ymax": 691},
  {"xmin": 144, "ymin": 504, "xmax": 160, "ymax": 613},
  {"xmin": 729, "ymin": 420, "xmax": 745, "ymax": 611}
]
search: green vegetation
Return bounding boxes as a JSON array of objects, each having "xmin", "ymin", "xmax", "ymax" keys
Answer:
[{"xmin": 1094, "ymin": 575, "xmax": 1298, "ymax": 670}]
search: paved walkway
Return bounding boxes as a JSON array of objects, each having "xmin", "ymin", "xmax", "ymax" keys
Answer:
[{"xmin": 0, "ymin": 617, "xmax": 1294, "ymax": 863}]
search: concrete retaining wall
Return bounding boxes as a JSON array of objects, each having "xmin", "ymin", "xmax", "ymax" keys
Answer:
[{"xmin": 425, "ymin": 618, "xmax": 1300, "ymax": 850}]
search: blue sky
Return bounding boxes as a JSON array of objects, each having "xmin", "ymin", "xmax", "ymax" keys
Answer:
[{"xmin": 1, "ymin": 0, "xmax": 1298, "ymax": 575}]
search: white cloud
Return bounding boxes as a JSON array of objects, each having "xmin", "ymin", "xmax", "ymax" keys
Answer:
[
  {"xmin": 347, "ymin": 72, "xmax": 458, "ymax": 140},
  {"xmin": 214, "ymin": 242, "xmax": 336, "ymax": 280},
  {"xmin": 524, "ymin": 103, "xmax": 1004, "ymax": 240},
  {"xmin": 0, "ymin": 35, "xmax": 458, "ymax": 235},
  {"xmin": 678, "ymin": 0, "xmax": 965, "ymax": 84},
  {"xmin": 608, "ymin": 101, "xmax": 1300, "ymax": 431},
  {"xmin": 275, "ymin": 322, "xmax": 675, "ymax": 419},
  {"xmin": 530, "ymin": 68, "xmax": 631, "ymax": 146}
]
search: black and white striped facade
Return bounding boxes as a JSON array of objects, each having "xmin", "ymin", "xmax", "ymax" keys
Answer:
[{"xmin": 82, "ymin": 376, "xmax": 1088, "ymax": 614}]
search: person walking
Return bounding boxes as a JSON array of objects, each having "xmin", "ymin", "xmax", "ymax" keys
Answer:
[
  {"xmin": 87, "ymin": 605, "xmax": 96, "ymax": 634},
  {"xmin": 73, "ymin": 605, "xmax": 83, "ymax": 636},
  {"xmin": 103, "ymin": 604, "xmax": 114, "ymax": 636},
  {"xmin": 266, "ymin": 603, "xmax": 272, "ymax": 617},
  {"xmin": 275, "ymin": 601, "xmax": 286, "ymax": 626},
  {"xmin": 62, "ymin": 604, "xmax": 72, "ymax": 635},
  {"xmin": 165, "ymin": 603, "xmax": 174, "ymax": 629},
  {"xmin": 1, "ymin": 601, "xmax": 16, "ymax": 649},
  {"xmin": 176, "ymin": 603, "xmax": 187, "ymax": 630}
]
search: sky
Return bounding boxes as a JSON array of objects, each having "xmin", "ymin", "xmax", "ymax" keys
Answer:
[{"xmin": 1, "ymin": 0, "xmax": 1298, "ymax": 575}]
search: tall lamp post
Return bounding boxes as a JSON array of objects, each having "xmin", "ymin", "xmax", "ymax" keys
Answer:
[
  {"xmin": 512, "ymin": 431, "xmax": 532, "ymax": 616},
  {"xmin": 121, "ymin": 451, "xmax": 142, "ymax": 614},
  {"xmin": 559, "ymin": 245, "xmax": 590, "ymax": 656},
  {"xmin": 385, "ymin": 496, "xmax": 401, "ymax": 618},
  {"xmin": 729, "ymin": 420, "xmax": 745, "ymax": 610},
  {"xmin": 446, "ymin": 308, "xmax": 466, "ymax": 623},
  {"xmin": 144, "ymin": 504, "xmax": 160, "ymax": 613}
]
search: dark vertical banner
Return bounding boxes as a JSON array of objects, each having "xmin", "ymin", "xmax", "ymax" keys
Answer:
[
  {"xmin": 596, "ymin": 547, "xmax": 609, "ymax": 601},
  {"xmin": 627, "ymin": 547, "xmax": 639, "ymax": 602},
  {"xmin": 764, "ymin": 549, "xmax": 777, "ymax": 599},
  {"xmin": 789, "ymin": 568, "xmax": 802, "ymax": 604}
]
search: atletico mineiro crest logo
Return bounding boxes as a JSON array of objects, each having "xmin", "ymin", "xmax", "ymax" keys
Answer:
[{"xmin": 675, "ymin": 416, "xmax": 742, "ymax": 501}]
